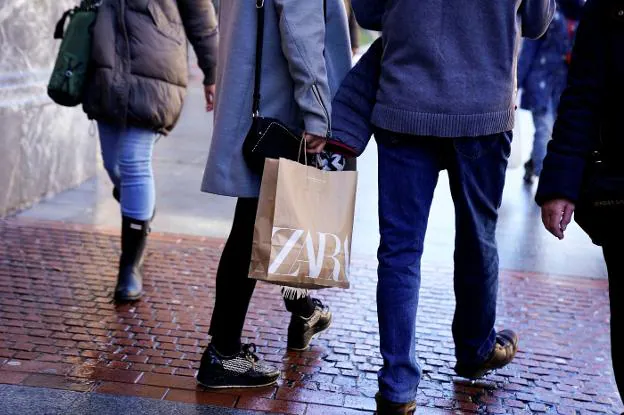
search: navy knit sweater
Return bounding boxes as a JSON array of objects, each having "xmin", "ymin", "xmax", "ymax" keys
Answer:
[{"xmin": 352, "ymin": 0, "xmax": 556, "ymax": 138}]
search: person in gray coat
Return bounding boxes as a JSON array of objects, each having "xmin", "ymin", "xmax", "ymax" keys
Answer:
[
  {"xmin": 83, "ymin": 0, "xmax": 218, "ymax": 302},
  {"xmin": 197, "ymin": 0, "xmax": 352, "ymax": 389}
]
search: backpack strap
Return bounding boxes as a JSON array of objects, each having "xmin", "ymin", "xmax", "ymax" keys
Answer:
[{"xmin": 54, "ymin": 9, "xmax": 75, "ymax": 39}]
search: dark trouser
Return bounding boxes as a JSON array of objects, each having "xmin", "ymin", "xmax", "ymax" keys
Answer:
[
  {"xmin": 601, "ymin": 244, "xmax": 624, "ymax": 403},
  {"xmin": 208, "ymin": 198, "xmax": 314, "ymax": 356},
  {"xmin": 375, "ymin": 129, "xmax": 511, "ymax": 403}
]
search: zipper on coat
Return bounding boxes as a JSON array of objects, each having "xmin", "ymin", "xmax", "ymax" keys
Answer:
[
  {"xmin": 117, "ymin": 0, "xmax": 131, "ymax": 127},
  {"xmin": 312, "ymin": 83, "xmax": 331, "ymax": 137}
]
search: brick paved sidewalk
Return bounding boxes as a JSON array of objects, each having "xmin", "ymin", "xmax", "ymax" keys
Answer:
[{"xmin": 0, "ymin": 219, "xmax": 621, "ymax": 414}]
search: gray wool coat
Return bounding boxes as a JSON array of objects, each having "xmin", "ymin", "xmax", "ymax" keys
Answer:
[{"xmin": 201, "ymin": 0, "xmax": 352, "ymax": 197}]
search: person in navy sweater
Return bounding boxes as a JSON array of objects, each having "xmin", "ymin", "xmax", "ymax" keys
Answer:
[
  {"xmin": 537, "ymin": 0, "xmax": 624, "ymax": 404},
  {"xmin": 332, "ymin": 1, "xmax": 555, "ymax": 413}
]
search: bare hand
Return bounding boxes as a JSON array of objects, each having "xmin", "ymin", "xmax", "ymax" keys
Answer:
[
  {"xmin": 541, "ymin": 199, "xmax": 576, "ymax": 240},
  {"xmin": 205, "ymin": 84, "xmax": 216, "ymax": 112},
  {"xmin": 304, "ymin": 133, "xmax": 327, "ymax": 154}
]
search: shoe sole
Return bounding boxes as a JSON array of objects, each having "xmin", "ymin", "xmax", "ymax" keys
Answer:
[
  {"xmin": 196, "ymin": 377, "xmax": 278, "ymax": 389},
  {"xmin": 455, "ymin": 357, "xmax": 515, "ymax": 380},
  {"xmin": 455, "ymin": 367, "xmax": 493, "ymax": 381},
  {"xmin": 287, "ymin": 315, "xmax": 332, "ymax": 352},
  {"xmin": 114, "ymin": 293, "xmax": 143, "ymax": 302}
]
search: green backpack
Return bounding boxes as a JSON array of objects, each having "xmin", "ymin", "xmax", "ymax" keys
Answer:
[{"xmin": 47, "ymin": 1, "xmax": 99, "ymax": 107}]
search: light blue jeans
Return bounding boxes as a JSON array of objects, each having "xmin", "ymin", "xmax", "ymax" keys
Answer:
[
  {"xmin": 530, "ymin": 105, "xmax": 555, "ymax": 176},
  {"xmin": 98, "ymin": 123, "xmax": 157, "ymax": 221}
]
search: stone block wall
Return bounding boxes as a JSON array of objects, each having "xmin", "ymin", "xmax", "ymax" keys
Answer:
[{"xmin": 0, "ymin": 0, "xmax": 96, "ymax": 217}]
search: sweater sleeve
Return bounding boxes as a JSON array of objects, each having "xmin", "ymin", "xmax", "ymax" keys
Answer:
[
  {"xmin": 520, "ymin": 0, "xmax": 556, "ymax": 39},
  {"xmin": 536, "ymin": 0, "xmax": 607, "ymax": 205},
  {"xmin": 274, "ymin": 0, "xmax": 331, "ymax": 137},
  {"xmin": 330, "ymin": 37, "xmax": 383, "ymax": 156},
  {"xmin": 178, "ymin": 0, "xmax": 219, "ymax": 85}
]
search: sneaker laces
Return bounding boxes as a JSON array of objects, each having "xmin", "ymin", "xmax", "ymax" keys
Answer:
[
  {"xmin": 240, "ymin": 343, "xmax": 260, "ymax": 364},
  {"xmin": 312, "ymin": 298, "xmax": 325, "ymax": 309}
]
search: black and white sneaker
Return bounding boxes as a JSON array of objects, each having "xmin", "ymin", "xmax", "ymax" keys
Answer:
[
  {"xmin": 287, "ymin": 298, "xmax": 332, "ymax": 351},
  {"xmin": 196, "ymin": 343, "xmax": 280, "ymax": 389}
]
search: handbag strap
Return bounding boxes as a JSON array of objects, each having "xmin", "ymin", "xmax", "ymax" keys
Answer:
[
  {"xmin": 252, "ymin": 0, "xmax": 327, "ymax": 117},
  {"xmin": 53, "ymin": 0, "xmax": 101, "ymax": 39},
  {"xmin": 252, "ymin": 0, "xmax": 265, "ymax": 117}
]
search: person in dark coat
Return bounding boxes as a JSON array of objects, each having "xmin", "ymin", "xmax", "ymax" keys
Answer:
[
  {"xmin": 536, "ymin": 0, "xmax": 624, "ymax": 403},
  {"xmin": 518, "ymin": 0, "xmax": 585, "ymax": 184},
  {"xmin": 83, "ymin": 0, "xmax": 218, "ymax": 302}
]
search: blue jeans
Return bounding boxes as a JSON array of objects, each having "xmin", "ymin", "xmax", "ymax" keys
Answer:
[
  {"xmin": 98, "ymin": 123, "xmax": 157, "ymax": 221},
  {"xmin": 376, "ymin": 129, "xmax": 511, "ymax": 403},
  {"xmin": 530, "ymin": 106, "xmax": 554, "ymax": 176}
]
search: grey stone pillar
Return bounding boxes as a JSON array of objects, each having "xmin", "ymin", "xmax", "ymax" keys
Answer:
[{"xmin": 0, "ymin": 0, "xmax": 96, "ymax": 217}]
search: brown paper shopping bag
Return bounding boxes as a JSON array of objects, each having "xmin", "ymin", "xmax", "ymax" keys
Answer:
[{"xmin": 250, "ymin": 158, "xmax": 358, "ymax": 289}]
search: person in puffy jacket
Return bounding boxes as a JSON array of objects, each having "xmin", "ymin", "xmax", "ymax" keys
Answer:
[
  {"xmin": 82, "ymin": 0, "xmax": 218, "ymax": 302},
  {"xmin": 536, "ymin": 0, "xmax": 624, "ymax": 403},
  {"xmin": 518, "ymin": 0, "xmax": 585, "ymax": 184}
]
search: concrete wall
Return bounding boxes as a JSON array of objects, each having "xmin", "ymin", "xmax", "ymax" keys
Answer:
[{"xmin": 0, "ymin": 0, "xmax": 96, "ymax": 217}]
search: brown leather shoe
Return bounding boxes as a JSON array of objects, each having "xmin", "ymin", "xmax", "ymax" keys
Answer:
[
  {"xmin": 375, "ymin": 393, "xmax": 416, "ymax": 415},
  {"xmin": 454, "ymin": 329, "xmax": 519, "ymax": 380}
]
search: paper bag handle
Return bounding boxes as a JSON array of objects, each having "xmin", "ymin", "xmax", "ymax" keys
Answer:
[{"xmin": 297, "ymin": 135, "xmax": 309, "ymax": 166}]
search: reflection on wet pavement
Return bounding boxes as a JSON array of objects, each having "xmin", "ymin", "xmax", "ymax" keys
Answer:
[{"xmin": 16, "ymin": 83, "xmax": 606, "ymax": 279}]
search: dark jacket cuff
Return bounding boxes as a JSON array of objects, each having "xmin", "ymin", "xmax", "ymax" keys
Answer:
[
  {"xmin": 535, "ymin": 152, "xmax": 586, "ymax": 206},
  {"xmin": 202, "ymin": 67, "xmax": 216, "ymax": 85}
]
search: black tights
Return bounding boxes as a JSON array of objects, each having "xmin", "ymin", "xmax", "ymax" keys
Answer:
[
  {"xmin": 602, "ymin": 243, "xmax": 624, "ymax": 403},
  {"xmin": 208, "ymin": 198, "xmax": 315, "ymax": 356}
]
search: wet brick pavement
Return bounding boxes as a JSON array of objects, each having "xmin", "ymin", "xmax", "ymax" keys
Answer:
[{"xmin": 0, "ymin": 219, "xmax": 621, "ymax": 414}]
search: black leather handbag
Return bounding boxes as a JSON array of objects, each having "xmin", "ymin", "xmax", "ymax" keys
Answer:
[{"xmin": 242, "ymin": 0, "xmax": 306, "ymax": 173}]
